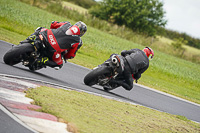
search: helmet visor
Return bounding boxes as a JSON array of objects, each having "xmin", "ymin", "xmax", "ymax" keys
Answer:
[
  {"xmin": 80, "ymin": 29, "xmax": 86, "ymax": 37},
  {"xmin": 149, "ymin": 54, "xmax": 153, "ymax": 60},
  {"xmin": 145, "ymin": 47, "xmax": 154, "ymax": 60}
]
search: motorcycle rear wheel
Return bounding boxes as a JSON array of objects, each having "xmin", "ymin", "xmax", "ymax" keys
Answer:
[
  {"xmin": 84, "ymin": 66, "xmax": 111, "ymax": 86},
  {"xmin": 3, "ymin": 43, "xmax": 35, "ymax": 65}
]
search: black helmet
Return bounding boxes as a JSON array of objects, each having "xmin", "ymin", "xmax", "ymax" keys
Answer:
[{"xmin": 74, "ymin": 21, "xmax": 87, "ymax": 37}]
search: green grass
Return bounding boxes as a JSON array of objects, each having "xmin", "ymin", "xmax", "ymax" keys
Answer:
[
  {"xmin": 157, "ymin": 36, "xmax": 173, "ymax": 45},
  {"xmin": 26, "ymin": 86, "xmax": 200, "ymax": 133},
  {"xmin": 0, "ymin": 28, "xmax": 26, "ymax": 44},
  {"xmin": 62, "ymin": 1, "xmax": 88, "ymax": 14},
  {"xmin": 158, "ymin": 36, "xmax": 200, "ymax": 54},
  {"xmin": 0, "ymin": 0, "xmax": 200, "ymax": 104}
]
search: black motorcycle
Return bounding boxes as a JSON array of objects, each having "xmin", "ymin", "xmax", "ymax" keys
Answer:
[
  {"xmin": 3, "ymin": 40, "xmax": 47, "ymax": 71},
  {"xmin": 84, "ymin": 54, "xmax": 125, "ymax": 91}
]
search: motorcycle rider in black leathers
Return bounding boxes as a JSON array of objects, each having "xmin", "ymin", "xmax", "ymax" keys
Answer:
[{"xmin": 104, "ymin": 47, "xmax": 154, "ymax": 91}]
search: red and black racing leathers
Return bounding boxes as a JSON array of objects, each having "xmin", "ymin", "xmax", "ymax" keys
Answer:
[{"xmin": 38, "ymin": 21, "xmax": 83, "ymax": 68}]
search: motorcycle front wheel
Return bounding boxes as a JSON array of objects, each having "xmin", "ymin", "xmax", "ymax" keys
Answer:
[
  {"xmin": 84, "ymin": 66, "xmax": 111, "ymax": 86},
  {"xmin": 3, "ymin": 43, "xmax": 35, "ymax": 65}
]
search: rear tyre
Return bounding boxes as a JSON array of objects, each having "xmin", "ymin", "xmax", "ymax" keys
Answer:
[
  {"xmin": 3, "ymin": 43, "xmax": 35, "ymax": 65},
  {"xmin": 84, "ymin": 67, "xmax": 111, "ymax": 86}
]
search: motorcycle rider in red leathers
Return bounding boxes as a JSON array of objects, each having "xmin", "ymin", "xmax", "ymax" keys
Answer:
[{"xmin": 22, "ymin": 21, "xmax": 87, "ymax": 70}]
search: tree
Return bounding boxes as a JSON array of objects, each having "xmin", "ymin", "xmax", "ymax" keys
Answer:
[{"xmin": 89, "ymin": 0, "xmax": 167, "ymax": 36}]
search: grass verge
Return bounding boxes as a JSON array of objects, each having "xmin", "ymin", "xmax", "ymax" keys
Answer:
[{"xmin": 26, "ymin": 86, "xmax": 200, "ymax": 133}]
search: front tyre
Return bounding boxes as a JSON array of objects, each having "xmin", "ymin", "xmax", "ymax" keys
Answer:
[
  {"xmin": 84, "ymin": 67, "xmax": 111, "ymax": 86},
  {"xmin": 3, "ymin": 43, "xmax": 35, "ymax": 65}
]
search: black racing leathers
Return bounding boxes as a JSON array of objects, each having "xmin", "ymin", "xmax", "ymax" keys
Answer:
[
  {"xmin": 122, "ymin": 48, "xmax": 149, "ymax": 80},
  {"xmin": 110, "ymin": 63, "xmax": 134, "ymax": 90},
  {"xmin": 111, "ymin": 49, "xmax": 149, "ymax": 90}
]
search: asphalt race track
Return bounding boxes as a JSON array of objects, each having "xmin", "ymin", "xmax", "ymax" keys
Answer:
[
  {"xmin": 0, "ymin": 40, "xmax": 200, "ymax": 123},
  {"xmin": 0, "ymin": 105, "xmax": 35, "ymax": 133}
]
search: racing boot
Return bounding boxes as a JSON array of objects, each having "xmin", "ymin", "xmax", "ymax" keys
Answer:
[
  {"xmin": 36, "ymin": 57, "xmax": 48, "ymax": 67},
  {"xmin": 103, "ymin": 84, "xmax": 113, "ymax": 91}
]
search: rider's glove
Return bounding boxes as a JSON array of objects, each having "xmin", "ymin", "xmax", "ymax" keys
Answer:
[
  {"xmin": 20, "ymin": 27, "xmax": 44, "ymax": 44},
  {"xmin": 28, "ymin": 34, "xmax": 36, "ymax": 42},
  {"xmin": 20, "ymin": 33, "xmax": 37, "ymax": 44},
  {"xmin": 20, "ymin": 34, "xmax": 36, "ymax": 44}
]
